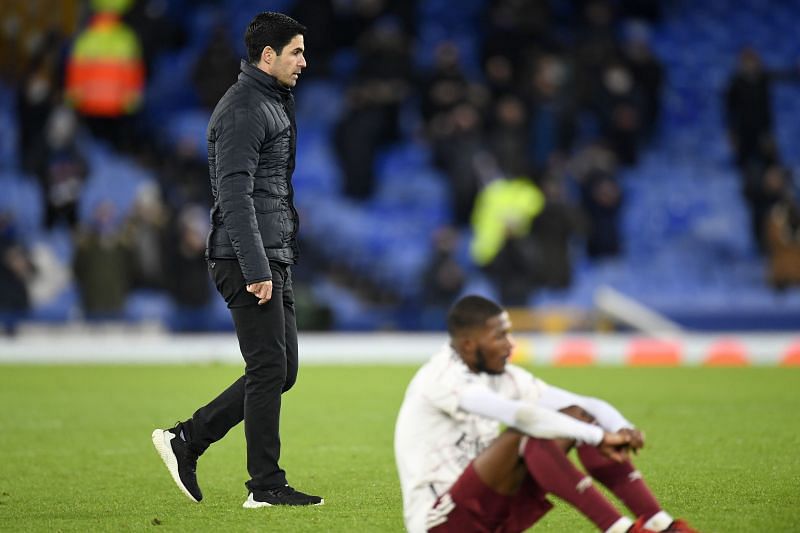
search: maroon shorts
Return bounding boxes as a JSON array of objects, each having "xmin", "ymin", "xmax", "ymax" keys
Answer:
[{"xmin": 428, "ymin": 462, "xmax": 553, "ymax": 533}]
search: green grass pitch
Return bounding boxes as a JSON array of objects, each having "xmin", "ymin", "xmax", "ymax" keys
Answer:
[{"xmin": 1, "ymin": 364, "xmax": 798, "ymax": 532}]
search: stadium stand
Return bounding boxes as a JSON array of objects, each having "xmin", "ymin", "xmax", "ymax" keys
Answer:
[{"xmin": 2, "ymin": 0, "xmax": 799, "ymax": 332}]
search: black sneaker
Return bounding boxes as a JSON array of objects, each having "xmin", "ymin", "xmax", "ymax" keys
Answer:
[
  {"xmin": 243, "ymin": 485, "xmax": 324, "ymax": 508},
  {"xmin": 151, "ymin": 424, "xmax": 203, "ymax": 502}
]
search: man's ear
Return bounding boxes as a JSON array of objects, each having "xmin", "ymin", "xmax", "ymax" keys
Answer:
[
  {"xmin": 261, "ymin": 45, "xmax": 274, "ymax": 65},
  {"xmin": 453, "ymin": 334, "xmax": 476, "ymax": 354}
]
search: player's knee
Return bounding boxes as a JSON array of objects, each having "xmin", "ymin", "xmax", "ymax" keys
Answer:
[{"xmin": 559, "ymin": 405, "xmax": 595, "ymax": 423}]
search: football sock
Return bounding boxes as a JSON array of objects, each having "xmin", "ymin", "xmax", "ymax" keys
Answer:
[
  {"xmin": 523, "ymin": 438, "xmax": 623, "ymax": 531},
  {"xmin": 605, "ymin": 517, "xmax": 635, "ymax": 533},
  {"xmin": 577, "ymin": 444, "xmax": 664, "ymax": 524},
  {"xmin": 643, "ymin": 511, "xmax": 674, "ymax": 532}
]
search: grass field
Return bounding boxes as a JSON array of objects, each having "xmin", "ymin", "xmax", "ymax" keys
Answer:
[{"xmin": 1, "ymin": 364, "xmax": 798, "ymax": 532}]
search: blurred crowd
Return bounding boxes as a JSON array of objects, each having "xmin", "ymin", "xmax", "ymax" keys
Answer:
[
  {"xmin": 412, "ymin": 0, "xmax": 666, "ymax": 307},
  {"xmin": 2, "ymin": 0, "xmax": 799, "ymax": 333},
  {"xmin": 724, "ymin": 47, "xmax": 800, "ymax": 290},
  {"xmin": 3, "ymin": 0, "xmax": 215, "ymax": 331}
]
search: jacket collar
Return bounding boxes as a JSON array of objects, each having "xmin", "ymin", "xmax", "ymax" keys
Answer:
[{"xmin": 238, "ymin": 59, "xmax": 292, "ymax": 99}]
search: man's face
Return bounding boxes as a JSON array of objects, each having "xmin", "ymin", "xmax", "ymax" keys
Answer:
[
  {"xmin": 270, "ymin": 34, "xmax": 306, "ymax": 87},
  {"xmin": 463, "ymin": 312, "xmax": 515, "ymax": 375}
]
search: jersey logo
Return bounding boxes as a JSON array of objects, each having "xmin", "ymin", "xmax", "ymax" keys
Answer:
[{"xmin": 426, "ymin": 493, "xmax": 455, "ymax": 529}]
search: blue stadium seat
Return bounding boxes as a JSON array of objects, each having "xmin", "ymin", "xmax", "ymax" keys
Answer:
[
  {"xmin": 0, "ymin": 172, "xmax": 44, "ymax": 238},
  {"xmin": 124, "ymin": 289, "xmax": 176, "ymax": 323}
]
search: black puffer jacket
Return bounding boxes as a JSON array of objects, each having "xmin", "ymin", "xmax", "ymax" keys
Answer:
[{"xmin": 205, "ymin": 60, "xmax": 299, "ymax": 284}]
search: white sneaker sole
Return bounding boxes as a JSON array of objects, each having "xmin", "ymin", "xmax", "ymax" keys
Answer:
[
  {"xmin": 151, "ymin": 429, "xmax": 200, "ymax": 503},
  {"xmin": 242, "ymin": 492, "xmax": 325, "ymax": 508}
]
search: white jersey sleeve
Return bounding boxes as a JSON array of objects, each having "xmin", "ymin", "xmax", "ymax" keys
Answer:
[
  {"xmin": 458, "ymin": 384, "xmax": 604, "ymax": 445},
  {"xmin": 535, "ymin": 379, "xmax": 634, "ymax": 432}
]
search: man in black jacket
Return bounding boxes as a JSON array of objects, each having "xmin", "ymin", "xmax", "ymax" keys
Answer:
[{"xmin": 152, "ymin": 12, "xmax": 323, "ymax": 508}]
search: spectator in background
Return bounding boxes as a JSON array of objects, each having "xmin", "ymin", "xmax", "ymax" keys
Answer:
[
  {"xmin": 764, "ymin": 183, "xmax": 800, "ymax": 290},
  {"xmin": 331, "ymin": 0, "xmax": 417, "ymax": 51},
  {"xmin": 32, "ymin": 105, "xmax": 88, "ymax": 229},
  {"xmin": 156, "ymin": 138, "xmax": 214, "ymax": 208},
  {"xmin": 482, "ymin": 0, "xmax": 557, "ymax": 66},
  {"xmin": 526, "ymin": 52, "xmax": 578, "ymax": 168},
  {"xmin": 746, "ymin": 164, "xmax": 793, "ymax": 253},
  {"xmin": 65, "ymin": 0, "xmax": 145, "ymax": 151},
  {"xmin": 573, "ymin": 0, "xmax": 619, "ymax": 117},
  {"xmin": 73, "ymin": 201, "xmax": 132, "ymax": 319},
  {"xmin": 596, "ymin": 62, "xmax": 643, "ymax": 165},
  {"xmin": 725, "ymin": 48, "xmax": 800, "ymax": 254},
  {"xmin": 423, "ymin": 226, "xmax": 466, "ymax": 314},
  {"xmin": 488, "ymin": 94, "xmax": 531, "ymax": 178},
  {"xmin": 470, "ymin": 177, "xmax": 545, "ymax": 305},
  {"xmin": 334, "ymin": 17, "xmax": 412, "ymax": 199},
  {"xmin": 334, "ymin": 83, "xmax": 391, "ymax": 200},
  {"xmin": 567, "ymin": 141, "xmax": 623, "ymax": 259},
  {"xmin": 288, "ymin": 234, "xmax": 334, "ymax": 331},
  {"xmin": 124, "ymin": 0, "xmax": 187, "ymax": 75},
  {"xmin": 125, "ymin": 182, "xmax": 169, "ymax": 290},
  {"xmin": 0, "ymin": 213, "xmax": 33, "ymax": 334},
  {"xmin": 724, "ymin": 47, "xmax": 781, "ymax": 174},
  {"xmin": 191, "ymin": 22, "xmax": 240, "ymax": 111},
  {"xmin": 420, "ymin": 41, "xmax": 469, "ymax": 124},
  {"xmin": 165, "ymin": 204, "xmax": 212, "ymax": 331},
  {"xmin": 570, "ymin": 141, "xmax": 619, "ymax": 183},
  {"xmin": 432, "ymin": 102, "xmax": 497, "ymax": 226},
  {"xmin": 17, "ymin": 31, "xmax": 64, "ymax": 174},
  {"xmin": 289, "ymin": 0, "xmax": 338, "ymax": 78},
  {"xmin": 483, "ymin": 54, "xmax": 517, "ymax": 99},
  {"xmin": 618, "ymin": 0, "xmax": 663, "ymax": 23},
  {"xmin": 529, "ymin": 175, "xmax": 582, "ymax": 290},
  {"xmin": 581, "ymin": 168, "xmax": 623, "ymax": 258},
  {"xmin": 621, "ymin": 22, "xmax": 664, "ymax": 141}
]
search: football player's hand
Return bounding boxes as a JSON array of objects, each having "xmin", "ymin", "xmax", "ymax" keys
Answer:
[
  {"xmin": 619, "ymin": 428, "xmax": 645, "ymax": 453},
  {"xmin": 599, "ymin": 431, "xmax": 632, "ymax": 463},
  {"xmin": 247, "ymin": 280, "xmax": 273, "ymax": 305}
]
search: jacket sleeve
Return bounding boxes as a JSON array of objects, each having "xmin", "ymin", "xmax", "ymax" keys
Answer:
[{"xmin": 214, "ymin": 105, "xmax": 271, "ymax": 283}]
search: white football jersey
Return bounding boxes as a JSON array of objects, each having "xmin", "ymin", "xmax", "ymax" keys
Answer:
[{"xmin": 394, "ymin": 344, "xmax": 544, "ymax": 533}]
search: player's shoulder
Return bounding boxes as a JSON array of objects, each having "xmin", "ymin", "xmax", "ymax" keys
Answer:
[
  {"xmin": 504, "ymin": 362, "xmax": 536, "ymax": 381},
  {"xmin": 496, "ymin": 363, "xmax": 541, "ymax": 398},
  {"xmin": 413, "ymin": 346, "xmax": 474, "ymax": 389}
]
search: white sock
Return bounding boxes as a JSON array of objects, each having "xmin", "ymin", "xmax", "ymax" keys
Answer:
[
  {"xmin": 605, "ymin": 517, "xmax": 634, "ymax": 533},
  {"xmin": 644, "ymin": 511, "xmax": 674, "ymax": 531}
]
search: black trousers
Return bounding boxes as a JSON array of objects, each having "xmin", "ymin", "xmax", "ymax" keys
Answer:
[{"xmin": 185, "ymin": 259, "xmax": 298, "ymax": 492}]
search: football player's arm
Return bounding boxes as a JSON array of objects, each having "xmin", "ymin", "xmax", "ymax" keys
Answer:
[
  {"xmin": 458, "ymin": 385, "xmax": 606, "ymax": 446},
  {"xmin": 535, "ymin": 381, "xmax": 634, "ymax": 433}
]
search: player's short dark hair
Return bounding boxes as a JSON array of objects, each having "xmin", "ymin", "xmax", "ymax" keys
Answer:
[
  {"xmin": 447, "ymin": 295, "xmax": 504, "ymax": 337},
  {"xmin": 245, "ymin": 12, "xmax": 306, "ymax": 64}
]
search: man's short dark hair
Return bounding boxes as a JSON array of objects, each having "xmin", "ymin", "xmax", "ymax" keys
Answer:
[
  {"xmin": 245, "ymin": 12, "xmax": 306, "ymax": 64},
  {"xmin": 447, "ymin": 295, "xmax": 504, "ymax": 337}
]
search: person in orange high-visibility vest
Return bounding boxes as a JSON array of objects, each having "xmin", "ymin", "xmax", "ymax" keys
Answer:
[{"xmin": 65, "ymin": 9, "xmax": 144, "ymax": 118}]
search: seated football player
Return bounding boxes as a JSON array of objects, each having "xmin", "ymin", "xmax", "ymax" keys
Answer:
[{"xmin": 394, "ymin": 295, "xmax": 698, "ymax": 533}]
